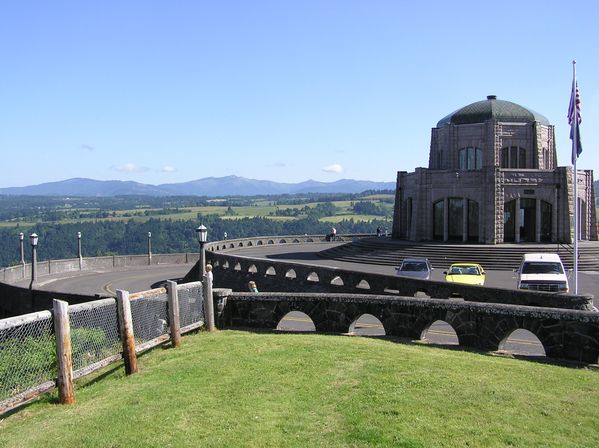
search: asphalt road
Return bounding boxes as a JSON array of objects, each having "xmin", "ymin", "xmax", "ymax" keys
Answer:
[
  {"xmin": 13, "ymin": 264, "xmax": 190, "ymax": 297},
  {"xmin": 14, "ymin": 242, "xmax": 598, "ymax": 358}
]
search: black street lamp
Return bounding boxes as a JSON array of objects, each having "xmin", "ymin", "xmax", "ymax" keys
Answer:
[
  {"xmin": 196, "ymin": 224, "xmax": 207, "ymax": 279},
  {"xmin": 77, "ymin": 231, "xmax": 83, "ymax": 270},
  {"xmin": 30, "ymin": 233, "xmax": 39, "ymax": 285},
  {"xmin": 19, "ymin": 232, "xmax": 25, "ymax": 278}
]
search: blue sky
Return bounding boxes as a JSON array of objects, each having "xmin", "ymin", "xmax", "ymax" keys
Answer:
[{"xmin": 1, "ymin": 1, "xmax": 598, "ymax": 187}]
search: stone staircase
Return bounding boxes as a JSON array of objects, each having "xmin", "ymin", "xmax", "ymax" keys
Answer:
[{"xmin": 317, "ymin": 237, "xmax": 599, "ymax": 271}]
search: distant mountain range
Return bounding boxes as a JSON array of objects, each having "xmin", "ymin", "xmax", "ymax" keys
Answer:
[{"xmin": 0, "ymin": 176, "xmax": 396, "ymax": 197}]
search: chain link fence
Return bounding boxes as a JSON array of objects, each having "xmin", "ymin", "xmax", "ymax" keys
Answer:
[
  {"xmin": 0, "ymin": 311, "xmax": 56, "ymax": 403},
  {"xmin": 130, "ymin": 290, "xmax": 170, "ymax": 345},
  {"xmin": 178, "ymin": 281, "xmax": 204, "ymax": 330},
  {"xmin": 0, "ymin": 281, "xmax": 205, "ymax": 414},
  {"xmin": 68, "ymin": 299, "xmax": 121, "ymax": 372}
]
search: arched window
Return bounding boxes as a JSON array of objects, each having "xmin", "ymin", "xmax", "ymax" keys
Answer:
[
  {"xmin": 458, "ymin": 147, "xmax": 482, "ymax": 170},
  {"xmin": 501, "ymin": 146, "xmax": 527, "ymax": 168}
]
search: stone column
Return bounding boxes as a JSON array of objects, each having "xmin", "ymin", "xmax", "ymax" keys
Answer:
[
  {"xmin": 443, "ymin": 198, "xmax": 449, "ymax": 242},
  {"xmin": 462, "ymin": 198, "xmax": 468, "ymax": 243},
  {"xmin": 515, "ymin": 197, "xmax": 521, "ymax": 243},
  {"xmin": 535, "ymin": 198, "xmax": 541, "ymax": 242},
  {"xmin": 553, "ymin": 185, "xmax": 559, "ymax": 242}
]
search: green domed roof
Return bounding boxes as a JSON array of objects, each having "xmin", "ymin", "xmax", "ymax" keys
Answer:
[{"xmin": 436, "ymin": 95, "xmax": 550, "ymax": 127}]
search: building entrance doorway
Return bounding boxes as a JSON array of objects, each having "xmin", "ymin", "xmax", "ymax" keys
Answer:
[
  {"xmin": 504, "ymin": 198, "xmax": 552, "ymax": 243},
  {"xmin": 519, "ymin": 198, "xmax": 536, "ymax": 242}
]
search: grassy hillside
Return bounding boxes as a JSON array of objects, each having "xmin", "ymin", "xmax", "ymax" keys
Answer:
[{"xmin": 1, "ymin": 331, "xmax": 597, "ymax": 447}]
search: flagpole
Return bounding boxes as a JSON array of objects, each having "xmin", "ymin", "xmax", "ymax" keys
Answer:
[{"xmin": 572, "ymin": 60, "xmax": 579, "ymax": 294}]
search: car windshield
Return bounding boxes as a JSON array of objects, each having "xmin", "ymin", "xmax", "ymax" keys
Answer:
[
  {"xmin": 521, "ymin": 262, "xmax": 564, "ymax": 275},
  {"xmin": 449, "ymin": 266, "xmax": 480, "ymax": 275},
  {"xmin": 400, "ymin": 262, "xmax": 428, "ymax": 272}
]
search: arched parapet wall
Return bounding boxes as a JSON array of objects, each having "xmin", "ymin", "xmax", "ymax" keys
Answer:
[
  {"xmin": 194, "ymin": 238, "xmax": 595, "ymax": 311},
  {"xmin": 223, "ymin": 292, "xmax": 599, "ymax": 363},
  {"xmin": 1, "ymin": 234, "xmax": 594, "ymax": 317},
  {"xmin": 205, "ymin": 233, "xmax": 370, "ymax": 254}
]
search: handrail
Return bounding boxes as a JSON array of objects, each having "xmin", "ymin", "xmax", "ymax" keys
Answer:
[{"xmin": 556, "ymin": 240, "xmax": 574, "ymax": 259}]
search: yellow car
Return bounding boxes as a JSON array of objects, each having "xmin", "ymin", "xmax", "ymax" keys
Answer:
[{"xmin": 444, "ymin": 263, "xmax": 486, "ymax": 285}]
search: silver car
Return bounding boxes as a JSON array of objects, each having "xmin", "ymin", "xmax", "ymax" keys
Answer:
[{"xmin": 395, "ymin": 258, "xmax": 433, "ymax": 280}]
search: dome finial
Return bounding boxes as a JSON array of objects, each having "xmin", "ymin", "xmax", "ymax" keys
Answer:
[{"xmin": 487, "ymin": 95, "xmax": 497, "ymax": 100}]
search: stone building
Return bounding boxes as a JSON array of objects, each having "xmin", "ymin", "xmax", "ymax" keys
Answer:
[{"xmin": 392, "ymin": 95, "xmax": 596, "ymax": 244}]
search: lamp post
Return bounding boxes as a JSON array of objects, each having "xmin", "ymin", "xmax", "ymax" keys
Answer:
[
  {"xmin": 30, "ymin": 233, "xmax": 38, "ymax": 286},
  {"xmin": 147, "ymin": 231, "xmax": 152, "ymax": 265},
  {"xmin": 19, "ymin": 232, "xmax": 25, "ymax": 278},
  {"xmin": 77, "ymin": 231, "xmax": 82, "ymax": 270},
  {"xmin": 196, "ymin": 224, "xmax": 207, "ymax": 280}
]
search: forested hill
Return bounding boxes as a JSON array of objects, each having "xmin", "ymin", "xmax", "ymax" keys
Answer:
[
  {"xmin": 0, "ymin": 216, "xmax": 386, "ymax": 267},
  {"xmin": 0, "ymin": 176, "xmax": 396, "ymax": 197}
]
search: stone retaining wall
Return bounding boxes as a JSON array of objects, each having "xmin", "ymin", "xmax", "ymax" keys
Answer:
[{"xmin": 222, "ymin": 292, "xmax": 599, "ymax": 363}]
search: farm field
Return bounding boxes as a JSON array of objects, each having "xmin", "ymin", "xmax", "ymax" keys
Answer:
[{"xmin": 0, "ymin": 194, "xmax": 395, "ymax": 228}]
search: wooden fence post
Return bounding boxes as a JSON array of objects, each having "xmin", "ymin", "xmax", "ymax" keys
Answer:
[
  {"xmin": 203, "ymin": 274, "xmax": 215, "ymax": 332},
  {"xmin": 53, "ymin": 299, "xmax": 75, "ymax": 405},
  {"xmin": 116, "ymin": 289, "xmax": 139, "ymax": 375},
  {"xmin": 166, "ymin": 280, "xmax": 182, "ymax": 347}
]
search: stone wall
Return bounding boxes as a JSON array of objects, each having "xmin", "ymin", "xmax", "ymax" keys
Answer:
[
  {"xmin": 0, "ymin": 253, "xmax": 200, "ymax": 318},
  {"xmin": 221, "ymin": 292, "xmax": 599, "ymax": 363},
  {"xmin": 187, "ymin": 240, "xmax": 595, "ymax": 311}
]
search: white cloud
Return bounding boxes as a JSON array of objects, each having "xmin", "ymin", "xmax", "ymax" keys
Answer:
[
  {"xmin": 322, "ymin": 163, "xmax": 344, "ymax": 174},
  {"xmin": 161, "ymin": 165, "xmax": 177, "ymax": 172},
  {"xmin": 111, "ymin": 163, "xmax": 148, "ymax": 173},
  {"xmin": 81, "ymin": 144, "xmax": 95, "ymax": 152},
  {"xmin": 273, "ymin": 162, "xmax": 287, "ymax": 168}
]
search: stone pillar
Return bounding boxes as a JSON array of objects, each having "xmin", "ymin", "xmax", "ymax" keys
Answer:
[
  {"xmin": 553, "ymin": 186, "xmax": 559, "ymax": 242},
  {"xmin": 443, "ymin": 198, "xmax": 449, "ymax": 242},
  {"xmin": 535, "ymin": 198, "xmax": 541, "ymax": 242},
  {"xmin": 406, "ymin": 198, "xmax": 412, "ymax": 240},
  {"xmin": 462, "ymin": 198, "xmax": 468, "ymax": 243},
  {"xmin": 515, "ymin": 197, "xmax": 520, "ymax": 243}
]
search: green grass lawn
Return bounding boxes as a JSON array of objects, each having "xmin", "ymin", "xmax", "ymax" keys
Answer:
[{"xmin": 1, "ymin": 331, "xmax": 598, "ymax": 447}]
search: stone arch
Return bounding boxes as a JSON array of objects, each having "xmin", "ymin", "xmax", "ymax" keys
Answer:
[
  {"xmin": 420, "ymin": 320, "xmax": 459, "ymax": 345},
  {"xmin": 307, "ymin": 272, "xmax": 320, "ymax": 282},
  {"xmin": 306, "ymin": 238, "xmax": 314, "ymax": 242},
  {"xmin": 247, "ymin": 241, "xmax": 254, "ymax": 246},
  {"xmin": 267, "ymin": 240, "xmax": 275, "ymax": 244},
  {"xmin": 276, "ymin": 311, "xmax": 315, "ymax": 332},
  {"xmin": 248, "ymin": 264, "xmax": 258, "ymax": 273},
  {"xmin": 356, "ymin": 279, "xmax": 371, "ymax": 290},
  {"xmin": 498, "ymin": 328, "xmax": 546, "ymax": 357},
  {"xmin": 229, "ymin": 243, "xmax": 235, "ymax": 249},
  {"xmin": 285, "ymin": 269, "xmax": 296, "ymax": 279},
  {"xmin": 330, "ymin": 276, "xmax": 344, "ymax": 286},
  {"xmin": 292, "ymin": 238, "xmax": 300, "ymax": 243},
  {"xmin": 349, "ymin": 314, "xmax": 385, "ymax": 336},
  {"xmin": 238, "ymin": 242, "xmax": 244, "ymax": 247},
  {"xmin": 279, "ymin": 239, "xmax": 287, "ymax": 244},
  {"xmin": 265, "ymin": 266, "xmax": 276, "ymax": 276}
]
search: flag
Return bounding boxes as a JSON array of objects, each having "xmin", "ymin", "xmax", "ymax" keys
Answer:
[{"xmin": 568, "ymin": 79, "xmax": 582, "ymax": 164}]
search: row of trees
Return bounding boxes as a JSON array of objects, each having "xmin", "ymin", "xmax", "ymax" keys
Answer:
[
  {"xmin": 0, "ymin": 216, "xmax": 390, "ymax": 267},
  {"xmin": 0, "ymin": 191, "xmax": 396, "ymax": 222}
]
